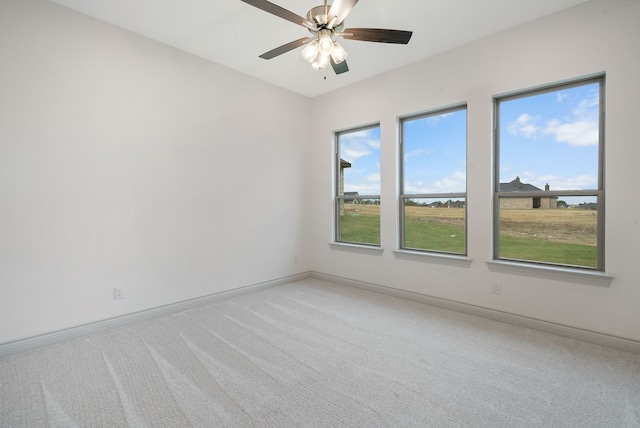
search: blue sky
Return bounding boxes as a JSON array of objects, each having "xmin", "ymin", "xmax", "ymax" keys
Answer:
[
  {"xmin": 499, "ymin": 82, "xmax": 600, "ymax": 192},
  {"xmin": 339, "ymin": 81, "xmax": 600, "ymax": 200},
  {"xmin": 402, "ymin": 109, "xmax": 467, "ymax": 194}
]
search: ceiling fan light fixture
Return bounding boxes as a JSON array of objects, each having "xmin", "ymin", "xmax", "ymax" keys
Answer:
[
  {"xmin": 301, "ymin": 40, "xmax": 320, "ymax": 63},
  {"xmin": 244, "ymin": 0, "xmax": 413, "ymax": 76},
  {"xmin": 330, "ymin": 41, "xmax": 348, "ymax": 64},
  {"xmin": 311, "ymin": 53, "xmax": 331, "ymax": 70},
  {"xmin": 318, "ymin": 31, "xmax": 334, "ymax": 55}
]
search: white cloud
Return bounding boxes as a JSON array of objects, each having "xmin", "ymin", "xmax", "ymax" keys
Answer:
[
  {"xmin": 405, "ymin": 170, "xmax": 466, "ymax": 194},
  {"xmin": 341, "ymin": 146, "xmax": 372, "ymax": 161},
  {"xmin": 426, "ymin": 112, "xmax": 454, "ymax": 125},
  {"xmin": 344, "ymin": 173, "xmax": 381, "ymax": 196},
  {"xmin": 345, "ymin": 182, "xmax": 380, "ymax": 196},
  {"xmin": 365, "ymin": 138, "xmax": 380, "ymax": 150},
  {"xmin": 541, "ymin": 94, "xmax": 600, "ymax": 146},
  {"xmin": 553, "ymin": 174, "xmax": 597, "ymax": 190},
  {"xmin": 506, "ymin": 94, "xmax": 599, "ymax": 147},
  {"xmin": 433, "ymin": 171, "xmax": 466, "ymax": 193},
  {"xmin": 544, "ymin": 119, "xmax": 598, "ymax": 146},
  {"xmin": 403, "ymin": 183, "xmax": 427, "ymax": 194},
  {"xmin": 517, "ymin": 172, "xmax": 597, "ymax": 191},
  {"xmin": 365, "ymin": 173, "xmax": 380, "ymax": 183},
  {"xmin": 507, "ymin": 113, "xmax": 540, "ymax": 138},
  {"xmin": 343, "ymin": 130, "xmax": 373, "ymax": 139},
  {"xmin": 340, "ymin": 129, "xmax": 380, "ymax": 162},
  {"xmin": 404, "ymin": 148, "xmax": 430, "ymax": 162},
  {"xmin": 573, "ymin": 95, "xmax": 599, "ymax": 117}
]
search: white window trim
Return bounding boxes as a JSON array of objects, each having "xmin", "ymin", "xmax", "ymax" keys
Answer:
[
  {"xmin": 329, "ymin": 242, "xmax": 385, "ymax": 255},
  {"xmin": 393, "ymin": 249, "xmax": 472, "ymax": 267},
  {"xmin": 485, "ymin": 260, "xmax": 613, "ymax": 287}
]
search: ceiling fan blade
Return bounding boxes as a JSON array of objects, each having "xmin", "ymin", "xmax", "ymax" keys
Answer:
[
  {"xmin": 327, "ymin": 0, "xmax": 359, "ymax": 29},
  {"xmin": 241, "ymin": 0, "xmax": 316, "ymax": 30},
  {"xmin": 342, "ymin": 28, "xmax": 413, "ymax": 44},
  {"xmin": 259, "ymin": 37, "xmax": 314, "ymax": 60},
  {"xmin": 331, "ymin": 58, "xmax": 349, "ymax": 75}
]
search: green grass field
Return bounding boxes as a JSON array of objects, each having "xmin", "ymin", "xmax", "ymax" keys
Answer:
[
  {"xmin": 499, "ymin": 234, "xmax": 596, "ymax": 268},
  {"xmin": 338, "ymin": 211, "xmax": 380, "ymax": 245},
  {"xmin": 338, "ymin": 204, "xmax": 597, "ymax": 268},
  {"xmin": 403, "ymin": 220, "xmax": 465, "ymax": 253}
]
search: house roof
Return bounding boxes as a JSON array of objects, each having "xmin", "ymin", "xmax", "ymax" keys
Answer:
[{"xmin": 499, "ymin": 177, "xmax": 542, "ymax": 192}]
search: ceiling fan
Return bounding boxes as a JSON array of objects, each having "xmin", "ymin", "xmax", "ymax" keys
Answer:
[{"xmin": 240, "ymin": 0, "xmax": 412, "ymax": 75}]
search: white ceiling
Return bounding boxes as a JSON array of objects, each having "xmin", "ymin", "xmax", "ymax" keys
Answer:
[{"xmin": 48, "ymin": 0, "xmax": 590, "ymax": 98}]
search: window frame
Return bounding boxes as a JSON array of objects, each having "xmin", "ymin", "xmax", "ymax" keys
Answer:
[
  {"xmin": 334, "ymin": 123, "xmax": 381, "ymax": 247},
  {"xmin": 493, "ymin": 75, "xmax": 605, "ymax": 271},
  {"xmin": 398, "ymin": 104, "xmax": 468, "ymax": 256}
]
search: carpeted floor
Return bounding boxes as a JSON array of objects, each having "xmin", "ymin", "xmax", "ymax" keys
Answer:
[{"xmin": 1, "ymin": 278, "xmax": 639, "ymax": 427}]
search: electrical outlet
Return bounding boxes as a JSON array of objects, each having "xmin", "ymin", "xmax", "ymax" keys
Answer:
[
  {"xmin": 492, "ymin": 282, "xmax": 502, "ymax": 295},
  {"xmin": 114, "ymin": 286, "xmax": 124, "ymax": 300}
]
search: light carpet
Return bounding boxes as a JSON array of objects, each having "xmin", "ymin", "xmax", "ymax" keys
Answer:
[{"xmin": 1, "ymin": 278, "xmax": 639, "ymax": 427}]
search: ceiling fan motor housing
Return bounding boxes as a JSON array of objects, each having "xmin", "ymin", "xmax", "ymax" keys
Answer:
[{"xmin": 306, "ymin": 5, "xmax": 344, "ymax": 32}]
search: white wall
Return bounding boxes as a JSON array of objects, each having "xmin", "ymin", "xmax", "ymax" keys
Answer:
[
  {"xmin": 309, "ymin": 0, "xmax": 640, "ymax": 342},
  {"xmin": 0, "ymin": 0, "xmax": 311, "ymax": 342}
]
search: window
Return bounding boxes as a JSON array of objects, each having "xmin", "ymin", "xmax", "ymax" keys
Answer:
[
  {"xmin": 494, "ymin": 76, "xmax": 604, "ymax": 270},
  {"xmin": 400, "ymin": 106, "xmax": 467, "ymax": 254},
  {"xmin": 335, "ymin": 124, "xmax": 381, "ymax": 246}
]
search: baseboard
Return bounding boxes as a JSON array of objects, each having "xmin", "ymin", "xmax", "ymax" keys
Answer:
[
  {"xmin": 5, "ymin": 270, "xmax": 638, "ymax": 358},
  {"xmin": 0, "ymin": 272, "xmax": 312, "ymax": 358},
  {"xmin": 311, "ymin": 271, "xmax": 640, "ymax": 355}
]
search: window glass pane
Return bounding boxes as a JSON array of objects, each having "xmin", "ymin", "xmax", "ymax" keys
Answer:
[
  {"xmin": 339, "ymin": 127, "xmax": 381, "ymax": 196},
  {"xmin": 499, "ymin": 83, "xmax": 599, "ymax": 191},
  {"xmin": 403, "ymin": 109, "xmax": 466, "ymax": 193},
  {"xmin": 337, "ymin": 126, "xmax": 380, "ymax": 246},
  {"xmin": 499, "ymin": 195, "xmax": 598, "ymax": 268},
  {"xmin": 496, "ymin": 78, "xmax": 603, "ymax": 270},
  {"xmin": 338, "ymin": 199, "xmax": 380, "ymax": 245},
  {"xmin": 403, "ymin": 198, "xmax": 465, "ymax": 253},
  {"xmin": 401, "ymin": 107, "xmax": 466, "ymax": 254}
]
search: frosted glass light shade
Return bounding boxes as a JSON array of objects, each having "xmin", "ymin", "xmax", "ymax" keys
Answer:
[
  {"xmin": 331, "ymin": 41, "xmax": 348, "ymax": 64},
  {"xmin": 311, "ymin": 53, "xmax": 331, "ymax": 69},
  {"xmin": 301, "ymin": 40, "xmax": 320, "ymax": 63},
  {"xmin": 318, "ymin": 33, "xmax": 334, "ymax": 54}
]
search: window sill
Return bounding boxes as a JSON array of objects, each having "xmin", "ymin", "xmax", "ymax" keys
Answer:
[
  {"xmin": 485, "ymin": 260, "xmax": 614, "ymax": 287},
  {"xmin": 328, "ymin": 242, "xmax": 384, "ymax": 255},
  {"xmin": 393, "ymin": 250, "xmax": 473, "ymax": 268}
]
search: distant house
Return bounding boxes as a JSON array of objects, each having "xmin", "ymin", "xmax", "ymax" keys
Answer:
[
  {"xmin": 344, "ymin": 191, "xmax": 360, "ymax": 204},
  {"xmin": 579, "ymin": 202, "xmax": 598, "ymax": 210},
  {"xmin": 339, "ymin": 159, "xmax": 351, "ymax": 215},
  {"xmin": 339, "ymin": 158, "xmax": 351, "ymax": 197},
  {"xmin": 427, "ymin": 200, "xmax": 465, "ymax": 208},
  {"xmin": 499, "ymin": 176, "xmax": 557, "ymax": 209}
]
